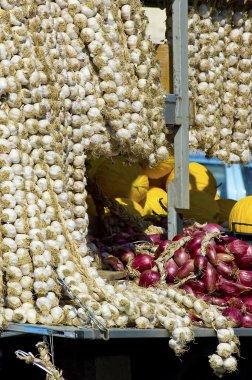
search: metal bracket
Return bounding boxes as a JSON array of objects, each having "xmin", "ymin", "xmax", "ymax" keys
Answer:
[{"xmin": 57, "ymin": 277, "xmax": 109, "ymax": 341}]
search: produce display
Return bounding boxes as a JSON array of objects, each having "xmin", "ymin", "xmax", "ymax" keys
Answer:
[
  {"xmin": 0, "ymin": 0, "xmax": 251, "ymax": 378},
  {"xmin": 167, "ymin": 0, "xmax": 252, "ymax": 163},
  {"xmin": 90, "ymin": 219, "xmax": 252, "ymax": 376}
]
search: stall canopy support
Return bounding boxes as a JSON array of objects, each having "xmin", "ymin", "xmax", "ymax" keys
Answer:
[{"xmin": 166, "ymin": 0, "xmax": 189, "ymax": 240}]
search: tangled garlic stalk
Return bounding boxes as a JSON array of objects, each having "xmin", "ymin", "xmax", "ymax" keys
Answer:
[{"xmin": 167, "ymin": 1, "xmax": 252, "ymax": 163}]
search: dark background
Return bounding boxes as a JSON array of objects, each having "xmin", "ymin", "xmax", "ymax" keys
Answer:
[{"xmin": 1, "ymin": 335, "xmax": 252, "ymax": 379}]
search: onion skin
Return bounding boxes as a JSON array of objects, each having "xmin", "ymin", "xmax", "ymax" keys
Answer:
[
  {"xmin": 172, "ymin": 233, "xmax": 186, "ymax": 241},
  {"xmin": 103, "ymin": 255, "xmax": 125, "ymax": 271},
  {"xmin": 139, "ymin": 270, "xmax": 161, "ymax": 288},
  {"xmin": 186, "ymin": 279, "xmax": 206, "ymax": 293},
  {"xmin": 242, "ymin": 313, "xmax": 252, "ymax": 328},
  {"xmin": 202, "ymin": 223, "xmax": 224, "ymax": 233},
  {"xmin": 237, "ymin": 270, "xmax": 252, "ymax": 287},
  {"xmin": 194, "ymin": 255, "xmax": 208, "ymax": 274},
  {"xmin": 186, "ymin": 232, "xmax": 205, "ymax": 254},
  {"xmin": 203, "ymin": 262, "xmax": 217, "ymax": 294},
  {"xmin": 182, "ymin": 284, "xmax": 195, "ymax": 295},
  {"xmin": 235, "ymin": 246, "xmax": 252, "ymax": 269},
  {"xmin": 210, "ymin": 297, "xmax": 226, "ymax": 307},
  {"xmin": 227, "ymin": 240, "xmax": 252, "ymax": 268},
  {"xmin": 132, "ymin": 254, "xmax": 155, "ymax": 273},
  {"xmin": 228, "ymin": 239, "xmax": 250, "ymax": 255},
  {"xmin": 241, "ymin": 295, "xmax": 252, "ymax": 313},
  {"xmin": 215, "ymin": 244, "xmax": 229, "ymax": 254},
  {"xmin": 176, "ymin": 259, "xmax": 195, "ymax": 279},
  {"xmin": 219, "ymin": 236, "xmax": 236, "ymax": 245},
  {"xmin": 217, "ymin": 276, "xmax": 251, "ymax": 297},
  {"xmin": 222, "ymin": 307, "xmax": 242, "ymax": 327},
  {"xmin": 216, "ymin": 261, "xmax": 237, "ymax": 279},
  {"xmin": 173, "ymin": 247, "xmax": 190, "ymax": 267},
  {"xmin": 226, "ymin": 297, "xmax": 244, "ymax": 310},
  {"xmin": 189, "ymin": 246, "xmax": 202, "ymax": 258},
  {"xmin": 165, "ymin": 259, "xmax": 179, "ymax": 283},
  {"xmin": 117, "ymin": 249, "xmax": 135, "ymax": 264},
  {"xmin": 148, "ymin": 234, "xmax": 162, "ymax": 245},
  {"xmin": 155, "ymin": 240, "xmax": 172, "ymax": 257},
  {"xmin": 216, "ymin": 252, "xmax": 235, "ymax": 263},
  {"xmin": 206, "ymin": 244, "xmax": 217, "ymax": 265}
]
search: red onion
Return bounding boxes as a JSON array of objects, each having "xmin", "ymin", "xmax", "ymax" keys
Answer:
[
  {"xmin": 165, "ymin": 259, "xmax": 179, "ymax": 284},
  {"xmin": 228, "ymin": 239, "xmax": 252, "ymax": 269},
  {"xmin": 203, "ymin": 262, "xmax": 217, "ymax": 293},
  {"xmin": 216, "ymin": 252, "xmax": 235, "ymax": 263},
  {"xmin": 215, "ymin": 244, "xmax": 228, "ymax": 254},
  {"xmin": 155, "ymin": 240, "xmax": 172, "ymax": 257},
  {"xmin": 103, "ymin": 255, "xmax": 125, "ymax": 271},
  {"xmin": 176, "ymin": 259, "xmax": 195, "ymax": 279},
  {"xmin": 148, "ymin": 234, "xmax": 162, "ymax": 245},
  {"xmin": 237, "ymin": 270, "xmax": 252, "ymax": 287},
  {"xmin": 242, "ymin": 313, "xmax": 252, "ymax": 327},
  {"xmin": 210, "ymin": 297, "xmax": 226, "ymax": 307},
  {"xmin": 241, "ymin": 295, "xmax": 252, "ymax": 313},
  {"xmin": 222, "ymin": 307, "xmax": 242, "ymax": 327},
  {"xmin": 173, "ymin": 247, "xmax": 190, "ymax": 267},
  {"xmin": 228, "ymin": 239, "xmax": 250, "ymax": 256},
  {"xmin": 194, "ymin": 255, "xmax": 208, "ymax": 274},
  {"xmin": 189, "ymin": 246, "xmax": 202, "ymax": 258},
  {"xmin": 188, "ymin": 312, "xmax": 202, "ymax": 322},
  {"xmin": 200, "ymin": 294, "xmax": 211, "ymax": 303},
  {"xmin": 186, "ymin": 279, "xmax": 205, "ymax": 293},
  {"xmin": 131, "ymin": 254, "xmax": 155, "ymax": 273},
  {"xmin": 182, "ymin": 285, "xmax": 195, "ymax": 295},
  {"xmin": 206, "ymin": 244, "xmax": 217, "ymax": 265},
  {"xmin": 202, "ymin": 223, "xmax": 224, "ymax": 233},
  {"xmin": 186, "ymin": 232, "xmax": 205, "ymax": 253},
  {"xmin": 235, "ymin": 245, "xmax": 252, "ymax": 269},
  {"xmin": 139, "ymin": 270, "xmax": 161, "ymax": 287},
  {"xmin": 183, "ymin": 227, "xmax": 196, "ymax": 235},
  {"xmin": 172, "ymin": 233, "xmax": 186, "ymax": 241},
  {"xmin": 219, "ymin": 236, "xmax": 236, "ymax": 245},
  {"xmin": 217, "ymin": 276, "xmax": 251, "ymax": 296},
  {"xmin": 226, "ymin": 296, "xmax": 244, "ymax": 310},
  {"xmin": 117, "ymin": 249, "xmax": 135, "ymax": 265},
  {"xmin": 216, "ymin": 261, "xmax": 237, "ymax": 279}
]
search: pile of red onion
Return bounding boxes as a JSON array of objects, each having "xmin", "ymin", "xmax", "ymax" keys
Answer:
[
  {"xmin": 157, "ymin": 224, "xmax": 252, "ymax": 328},
  {"xmin": 92, "ymin": 223, "xmax": 252, "ymax": 328}
]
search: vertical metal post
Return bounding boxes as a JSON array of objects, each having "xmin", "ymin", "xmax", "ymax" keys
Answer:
[{"xmin": 167, "ymin": 0, "xmax": 189, "ymax": 239}]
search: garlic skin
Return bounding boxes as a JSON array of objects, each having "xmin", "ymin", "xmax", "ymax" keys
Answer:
[{"xmin": 186, "ymin": 3, "xmax": 252, "ymax": 163}]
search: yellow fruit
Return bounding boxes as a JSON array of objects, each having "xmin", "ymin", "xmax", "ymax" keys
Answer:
[
  {"xmin": 167, "ymin": 162, "xmax": 217, "ymax": 197},
  {"xmin": 217, "ymin": 199, "xmax": 236, "ymax": 225},
  {"xmin": 130, "ymin": 174, "xmax": 149, "ymax": 202},
  {"xmin": 144, "ymin": 157, "xmax": 174, "ymax": 179},
  {"xmin": 178, "ymin": 190, "xmax": 220, "ymax": 224},
  {"xmin": 229, "ymin": 196, "xmax": 252, "ymax": 233},
  {"xmin": 143, "ymin": 187, "xmax": 167, "ymax": 216},
  {"xmin": 115, "ymin": 198, "xmax": 144, "ymax": 216},
  {"xmin": 87, "ymin": 157, "xmax": 148, "ymax": 200}
]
